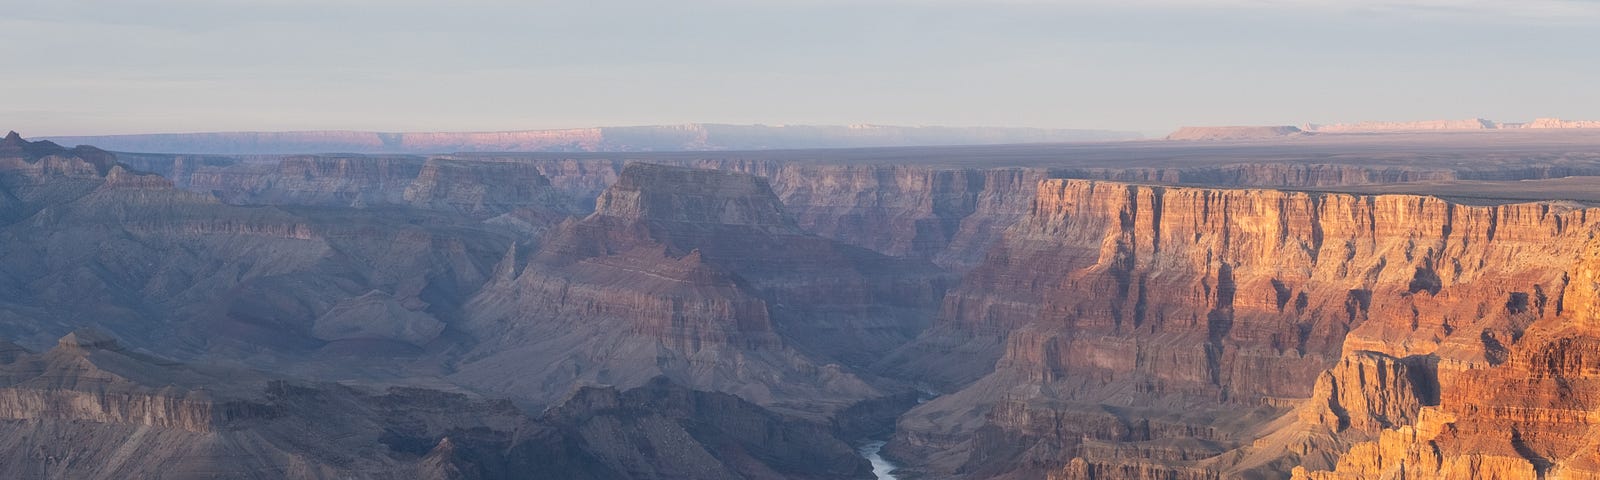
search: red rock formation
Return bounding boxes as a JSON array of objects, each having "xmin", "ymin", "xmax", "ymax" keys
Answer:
[{"xmin": 889, "ymin": 178, "xmax": 1600, "ymax": 478}]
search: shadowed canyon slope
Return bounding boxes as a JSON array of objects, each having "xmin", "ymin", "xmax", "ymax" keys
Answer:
[
  {"xmin": 10, "ymin": 129, "xmax": 1600, "ymax": 478},
  {"xmin": 456, "ymin": 163, "xmax": 949, "ymax": 415}
]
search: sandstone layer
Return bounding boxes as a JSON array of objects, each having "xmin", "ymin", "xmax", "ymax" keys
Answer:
[{"xmin": 886, "ymin": 178, "xmax": 1600, "ymax": 479}]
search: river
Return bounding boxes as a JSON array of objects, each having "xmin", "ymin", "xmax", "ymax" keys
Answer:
[{"xmin": 857, "ymin": 440, "xmax": 899, "ymax": 480}]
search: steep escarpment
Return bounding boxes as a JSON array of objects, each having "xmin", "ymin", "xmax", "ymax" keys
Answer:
[
  {"xmin": 188, "ymin": 154, "xmax": 425, "ymax": 206},
  {"xmin": 1292, "ymin": 232, "xmax": 1600, "ymax": 479},
  {"xmin": 174, "ymin": 154, "xmax": 585, "ymax": 223},
  {"xmin": 697, "ymin": 160, "xmax": 1048, "ymax": 269},
  {"xmin": 456, "ymin": 163, "xmax": 949, "ymax": 416},
  {"xmin": 1053, "ymin": 163, "xmax": 1461, "ymax": 189},
  {"xmin": 886, "ymin": 179, "xmax": 1600, "ymax": 478},
  {"xmin": 403, "ymin": 158, "xmax": 571, "ymax": 216}
]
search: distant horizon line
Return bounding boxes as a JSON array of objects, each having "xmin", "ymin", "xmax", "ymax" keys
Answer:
[
  {"xmin": 24, "ymin": 116, "xmax": 1600, "ymax": 140},
  {"xmin": 26, "ymin": 122, "xmax": 1144, "ymax": 140}
]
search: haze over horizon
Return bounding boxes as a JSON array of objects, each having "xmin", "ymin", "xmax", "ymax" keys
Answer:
[{"xmin": 4, "ymin": 0, "xmax": 1597, "ymax": 136}]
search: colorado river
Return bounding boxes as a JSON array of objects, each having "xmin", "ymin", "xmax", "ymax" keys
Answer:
[{"xmin": 857, "ymin": 440, "xmax": 899, "ymax": 480}]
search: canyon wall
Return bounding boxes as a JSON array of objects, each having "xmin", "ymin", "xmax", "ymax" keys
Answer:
[
  {"xmin": 455, "ymin": 163, "xmax": 949, "ymax": 418},
  {"xmin": 887, "ymin": 178, "xmax": 1600, "ymax": 478}
]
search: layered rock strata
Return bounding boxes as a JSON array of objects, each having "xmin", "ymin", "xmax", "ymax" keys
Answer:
[
  {"xmin": 888, "ymin": 178, "xmax": 1600, "ymax": 478},
  {"xmin": 456, "ymin": 163, "xmax": 950, "ymax": 417},
  {"xmin": 0, "ymin": 330, "xmax": 869, "ymax": 480}
]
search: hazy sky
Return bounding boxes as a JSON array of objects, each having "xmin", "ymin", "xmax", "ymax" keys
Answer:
[{"xmin": 4, "ymin": 0, "xmax": 1598, "ymax": 136}]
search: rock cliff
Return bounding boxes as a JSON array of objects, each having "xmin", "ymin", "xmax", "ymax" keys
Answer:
[
  {"xmin": 188, "ymin": 154, "xmax": 425, "ymax": 206},
  {"xmin": 887, "ymin": 178, "xmax": 1600, "ymax": 478},
  {"xmin": 455, "ymin": 163, "xmax": 950, "ymax": 417},
  {"xmin": 403, "ymin": 158, "xmax": 570, "ymax": 216}
]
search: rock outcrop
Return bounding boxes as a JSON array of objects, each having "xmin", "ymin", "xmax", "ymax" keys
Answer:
[
  {"xmin": 456, "ymin": 163, "xmax": 949, "ymax": 417},
  {"xmin": 533, "ymin": 377, "xmax": 873, "ymax": 480},
  {"xmin": 0, "ymin": 142, "xmax": 515, "ymax": 371},
  {"xmin": 886, "ymin": 178, "xmax": 1600, "ymax": 478},
  {"xmin": 402, "ymin": 158, "xmax": 568, "ymax": 216},
  {"xmin": 0, "ymin": 330, "xmax": 868, "ymax": 480},
  {"xmin": 188, "ymin": 154, "xmax": 425, "ymax": 206}
]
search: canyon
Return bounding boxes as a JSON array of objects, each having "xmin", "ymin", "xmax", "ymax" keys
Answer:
[{"xmin": 8, "ymin": 127, "xmax": 1600, "ymax": 478}]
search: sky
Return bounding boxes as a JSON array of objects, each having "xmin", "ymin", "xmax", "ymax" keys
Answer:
[{"xmin": 2, "ymin": 0, "xmax": 1598, "ymax": 136}]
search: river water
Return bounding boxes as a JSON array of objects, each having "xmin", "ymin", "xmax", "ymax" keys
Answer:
[{"xmin": 857, "ymin": 440, "xmax": 899, "ymax": 480}]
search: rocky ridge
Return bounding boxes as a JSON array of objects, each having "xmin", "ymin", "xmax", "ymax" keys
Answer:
[
  {"xmin": 454, "ymin": 163, "xmax": 949, "ymax": 418},
  {"xmin": 0, "ymin": 330, "xmax": 869, "ymax": 480},
  {"xmin": 886, "ymin": 178, "xmax": 1600, "ymax": 478}
]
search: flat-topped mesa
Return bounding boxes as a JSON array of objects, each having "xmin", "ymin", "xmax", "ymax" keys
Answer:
[
  {"xmin": 1519, "ymin": 117, "xmax": 1600, "ymax": 129},
  {"xmin": 1305, "ymin": 118, "xmax": 1499, "ymax": 132},
  {"xmin": 594, "ymin": 162, "xmax": 796, "ymax": 228},
  {"xmin": 1165, "ymin": 125, "xmax": 1306, "ymax": 141}
]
